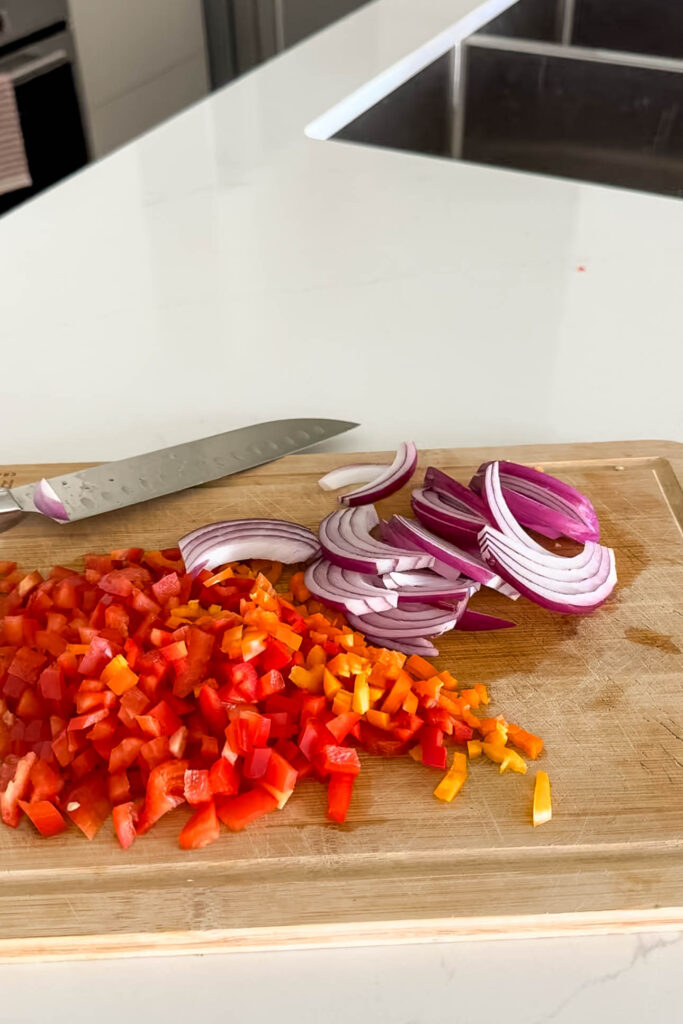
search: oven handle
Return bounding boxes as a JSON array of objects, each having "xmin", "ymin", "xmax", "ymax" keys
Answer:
[{"xmin": 5, "ymin": 48, "xmax": 69, "ymax": 87}]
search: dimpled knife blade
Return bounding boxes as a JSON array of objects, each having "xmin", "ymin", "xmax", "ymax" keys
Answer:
[{"xmin": 4, "ymin": 418, "xmax": 359, "ymax": 527}]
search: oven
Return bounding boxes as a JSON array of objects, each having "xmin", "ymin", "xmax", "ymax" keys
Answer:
[{"xmin": 0, "ymin": 0, "xmax": 88, "ymax": 215}]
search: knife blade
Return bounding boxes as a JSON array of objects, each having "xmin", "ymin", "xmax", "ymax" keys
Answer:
[{"xmin": 0, "ymin": 418, "xmax": 358, "ymax": 533}]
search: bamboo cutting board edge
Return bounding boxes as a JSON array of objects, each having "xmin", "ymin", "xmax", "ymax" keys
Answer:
[{"xmin": 1, "ymin": 438, "xmax": 683, "ymax": 961}]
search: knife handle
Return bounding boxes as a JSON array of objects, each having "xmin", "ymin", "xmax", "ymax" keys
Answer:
[{"xmin": 0, "ymin": 489, "xmax": 24, "ymax": 534}]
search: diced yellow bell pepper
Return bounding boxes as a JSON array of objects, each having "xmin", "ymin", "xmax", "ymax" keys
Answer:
[
  {"xmin": 533, "ymin": 771, "xmax": 552, "ymax": 826},
  {"xmin": 289, "ymin": 664, "xmax": 324, "ymax": 693},
  {"xmin": 306, "ymin": 643, "xmax": 326, "ymax": 668},
  {"xmin": 352, "ymin": 671, "xmax": 370, "ymax": 714},
  {"xmin": 482, "ymin": 742, "xmax": 527, "ymax": 774},
  {"xmin": 366, "ymin": 709, "xmax": 392, "ymax": 731},
  {"xmin": 434, "ymin": 752, "xmax": 468, "ymax": 802},
  {"xmin": 332, "ymin": 689, "xmax": 353, "ymax": 715},
  {"xmin": 467, "ymin": 739, "xmax": 482, "ymax": 759},
  {"xmin": 323, "ymin": 668, "xmax": 342, "ymax": 699}
]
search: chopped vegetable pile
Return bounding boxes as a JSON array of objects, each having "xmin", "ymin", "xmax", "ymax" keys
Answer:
[{"xmin": 0, "ymin": 549, "xmax": 548, "ymax": 849}]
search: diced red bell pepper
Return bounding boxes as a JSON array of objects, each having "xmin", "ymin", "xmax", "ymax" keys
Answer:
[
  {"xmin": 16, "ymin": 687, "xmax": 45, "ymax": 720},
  {"xmin": 260, "ymin": 750, "xmax": 297, "ymax": 808},
  {"xmin": 319, "ymin": 745, "xmax": 361, "ymax": 776},
  {"xmin": 67, "ymin": 708, "xmax": 109, "ymax": 732},
  {"xmin": 257, "ymin": 669, "xmax": 285, "ymax": 699},
  {"xmin": 139, "ymin": 736, "xmax": 171, "ymax": 772},
  {"xmin": 8, "ymin": 646, "xmax": 46, "ymax": 684},
  {"xmin": 260, "ymin": 638, "xmax": 293, "ymax": 672},
  {"xmin": 298, "ymin": 718, "xmax": 335, "ymax": 761},
  {"xmin": 327, "ymin": 773, "xmax": 354, "ymax": 824},
  {"xmin": 173, "ymin": 627, "xmax": 214, "ymax": 698},
  {"xmin": 107, "ymin": 769, "xmax": 131, "ymax": 805},
  {"xmin": 178, "ymin": 798, "xmax": 220, "ymax": 849},
  {"xmin": 326, "ymin": 712, "xmax": 361, "ymax": 744},
  {"xmin": 137, "ymin": 759, "xmax": 187, "ymax": 834},
  {"xmin": 243, "ymin": 746, "xmax": 272, "ymax": 779},
  {"xmin": 216, "ymin": 788, "xmax": 278, "ymax": 831},
  {"xmin": 71, "ymin": 747, "xmax": 101, "ymax": 781},
  {"xmin": 235, "ymin": 710, "xmax": 271, "ymax": 753},
  {"xmin": 65, "ymin": 772, "xmax": 110, "ymax": 839},
  {"xmin": 450, "ymin": 718, "xmax": 474, "ymax": 745},
  {"xmin": 37, "ymin": 664, "xmax": 65, "ymax": 701},
  {"xmin": 230, "ymin": 661, "xmax": 259, "ymax": 701},
  {"xmin": 1, "ymin": 751, "xmax": 37, "ymax": 826},
  {"xmin": 208, "ymin": 757, "xmax": 240, "ymax": 796},
  {"xmin": 420, "ymin": 725, "xmax": 447, "ymax": 769},
  {"xmin": 184, "ymin": 768, "xmax": 212, "ymax": 805},
  {"xmin": 18, "ymin": 798, "xmax": 66, "ymax": 836},
  {"xmin": 29, "ymin": 758, "xmax": 64, "ymax": 802},
  {"xmin": 198, "ymin": 684, "xmax": 228, "ymax": 735},
  {"xmin": 168, "ymin": 725, "xmax": 188, "ymax": 759},
  {"xmin": 112, "ymin": 800, "xmax": 139, "ymax": 850},
  {"xmin": 78, "ymin": 636, "xmax": 114, "ymax": 677},
  {"xmin": 152, "ymin": 573, "xmax": 181, "ymax": 603},
  {"xmin": 109, "ymin": 736, "xmax": 146, "ymax": 773},
  {"xmin": 35, "ymin": 630, "xmax": 67, "ymax": 658}
]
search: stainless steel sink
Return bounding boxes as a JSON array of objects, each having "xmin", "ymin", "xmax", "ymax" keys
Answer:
[{"xmin": 330, "ymin": 0, "xmax": 683, "ymax": 197}]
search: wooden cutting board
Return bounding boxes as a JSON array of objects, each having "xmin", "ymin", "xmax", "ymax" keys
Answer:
[{"xmin": 1, "ymin": 439, "xmax": 683, "ymax": 962}]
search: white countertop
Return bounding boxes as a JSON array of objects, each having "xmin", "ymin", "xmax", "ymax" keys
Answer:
[
  {"xmin": 1, "ymin": 0, "xmax": 683, "ymax": 1018},
  {"xmin": 1, "ymin": 0, "xmax": 682, "ymax": 463}
]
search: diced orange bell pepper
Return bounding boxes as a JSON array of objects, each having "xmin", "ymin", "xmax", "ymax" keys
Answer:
[
  {"xmin": 101, "ymin": 655, "xmax": 139, "ymax": 695},
  {"xmin": 474, "ymin": 683, "xmax": 489, "ymax": 705},
  {"xmin": 402, "ymin": 690, "xmax": 419, "ymax": 714},
  {"xmin": 437, "ymin": 669, "xmax": 458, "ymax": 690},
  {"xmin": 507, "ymin": 723, "xmax": 544, "ymax": 760},
  {"xmin": 203, "ymin": 566, "xmax": 234, "ymax": 587},
  {"xmin": 460, "ymin": 688, "xmax": 481, "ymax": 709},
  {"xmin": 533, "ymin": 771, "xmax": 552, "ymax": 826},
  {"xmin": 381, "ymin": 671, "xmax": 412, "ymax": 714},
  {"xmin": 290, "ymin": 572, "xmax": 311, "ymax": 603},
  {"xmin": 467, "ymin": 739, "xmax": 482, "ymax": 759},
  {"xmin": 405, "ymin": 654, "xmax": 438, "ymax": 680}
]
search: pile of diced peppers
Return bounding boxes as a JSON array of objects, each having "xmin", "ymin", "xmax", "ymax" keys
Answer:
[{"xmin": 0, "ymin": 553, "xmax": 550, "ymax": 849}]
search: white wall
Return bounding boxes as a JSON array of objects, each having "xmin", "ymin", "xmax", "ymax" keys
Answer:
[{"xmin": 68, "ymin": 0, "xmax": 208, "ymax": 158}]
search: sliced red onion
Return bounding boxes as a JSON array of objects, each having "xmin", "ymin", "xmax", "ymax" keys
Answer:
[
  {"xmin": 304, "ymin": 559, "xmax": 398, "ymax": 616},
  {"xmin": 470, "ymin": 461, "xmax": 600, "ymax": 542},
  {"xmin": 479, "ymin": 528, "xmax": 616, "ymax": 613},
  {"xmin": 479, "ymin": 463, "xmax": 549, "ymax": 554},
  {"xmin": 411, "ymin": 488, "xmax": 486, "ymax": 545},
  {"xmin": 382, "ymin": 515, "xmax": 519, "ymax": 598},
  {"xmin": 318, "ymin": 463, "xmax": 387, "ymax": 492},
  {"xmin": 325, "ymin": 442, "xmax": 418, "ymax": 507},
  {"xmin": 455, "ymin": 610, "xmax": 516, "ymax": 631},
  {"xmin": 424, "ymin": 467, "xmax": 490, "ymax": 518},
  {"xmin": 178, "ymin": 518, "xmax": 320, "ymax": 575},
  {"xmin": 319, "ymin": 506, "xmax": 433, "ymax": 575},
  {"xmin": 346, "ymin": 598, "xmax": 467, "ymax": 638},
  {"xmin": 379, "ymin": 570, "xmax": 476, "ymax": 604},
  {"xmin": 33, "ymin": 479, "xmax": 69, "ymax": 522}
]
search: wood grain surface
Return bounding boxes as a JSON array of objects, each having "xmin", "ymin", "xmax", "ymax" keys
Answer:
[{"xmin": 1, "ymin": 439, "xmax": 682, "ymax": 961}]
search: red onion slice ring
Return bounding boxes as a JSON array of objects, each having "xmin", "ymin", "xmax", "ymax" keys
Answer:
[
  {"xmin": 319, "ymin": 506, "xmax": 433, "ymax": 575},
  {"xmin": 320, "ymin": 442, "xmax": 418, "ymax": 507},
  {"xmin": 383, "ymin": 515, "xmax": 519, "ymax": 598},
  {"xmin": 179, "ymin": 519, "xmax": 320, "ymax": 575},
  {"xmin": 318, "ymin": 463, "xmax": 387, "ymax": 492},
  {"xmin": 471, "ymin": 461, "xmax": 600, "ymax": 542}
]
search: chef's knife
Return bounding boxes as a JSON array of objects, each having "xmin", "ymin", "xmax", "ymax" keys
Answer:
[{"xmin": 0, "ymin": 418, "xmax": 358, "ymax": 533}]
